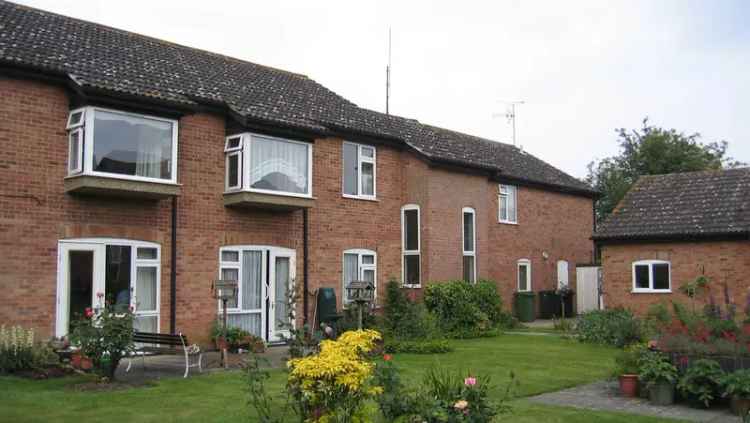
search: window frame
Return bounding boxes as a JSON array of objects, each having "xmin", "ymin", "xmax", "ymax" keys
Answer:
[
  {"xmin": 517, "ymin": 259, "xmax": 531, "ymax": 292},
  {"xmin": 498, "ymin": 184, "xmax": 518, "ymax": 224},
  {"xmin": 631, "ymin": 260, "xmax": 672, "ymax": 293},
  {"xmin": 65, "ymin": 106, "xmax": 179, "ymax": 184},
  {"xmin": 401, "ymin": 204, "xmax": 421, "ymax": 288},
  {"xmin": 224, "ymin": 132, "xmax": 313, "ymax": 198},
  {"xmin": 68, "ymin": 128, "xmax": 84, "ymax": 174},
  {"xmin": 224, "ymin": 135, "xmax": 244, "ymax": 191},
  {"xmin": 462, "ymin": 207, "xmax": 477, "ymax": 283},
  {"xmin": 342, "ymin": 141, "xmax": 377, "ymax": 200},
  {"xmin": 342, "ymin": 249, "xmax": 377, "ymax": 305}
]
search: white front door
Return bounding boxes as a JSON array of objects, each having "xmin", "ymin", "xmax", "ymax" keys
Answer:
[
  {"xmin": 219, "ymin": 246, "xmax": 296, "ymax": 343},
  {"xmin": 557, "ymin": 260, "xmax": 569, "ymax": 289},
  {"xmin": 56, "ymin": 242, "xmax": 105, "ymax": 338},
  {"xmin": 268, "ymin": 249, "xmax": 295, "ymax": 342}
]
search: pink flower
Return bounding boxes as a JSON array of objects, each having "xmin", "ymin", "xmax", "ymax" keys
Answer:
[
  {"xmin": 464, "ymin": 377, "xmax": 477, "ymax": 387},
  {"xmin": 84, "ymin": 307, "xmax": 94, "ymax": 318},
  {"xmin": 383, "ymin": 354, "xmax": 393, "ymax": 361}
]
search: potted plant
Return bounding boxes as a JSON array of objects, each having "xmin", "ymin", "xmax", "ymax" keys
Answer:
[
  {"xmin": 677, "ymin": 358, "xmax": 725, "ymax": 408},
  {"xmin": 613, "ymin": 345, "xmax": 643, "ymax": 397},
  {"xmin": 722, "ymin": 370, "xmax": 750, "ymax": 416},
  {"xmin": 638, "ymin": 351, "xmax": 678, "ymax": 405}
]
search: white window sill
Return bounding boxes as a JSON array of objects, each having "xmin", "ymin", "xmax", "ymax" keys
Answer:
[
  {"xmin": 225, "ymin": 188, "xmax": 313, "ymax": 199},
  {"xmin": 402, "ymin": 284, "xmax": 421, "ymax": 289},
  {"xmin": 516, "ymin": 290, "xmax": 533, "ymax": 293},
  {"xmin": 631, "ymin": 289, "xmax": 672, "ymax": 294},
  {"xmin": 498, "ymin": 220, "xmax": 518, "ymax": 225},
  {"xmin": 65, "ymin": 172, "xmax": 179, "ymax": 186},
  {"xmin": 342, "ymin": 194, "xmax": 379, "ymax": 202}
]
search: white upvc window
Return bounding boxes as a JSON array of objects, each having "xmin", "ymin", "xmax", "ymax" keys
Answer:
[
  {"xmin": 632, "ymin": 260, "xmax": 671, "ymax": 293},
  {"xmin": 343, "ymin": 249, "xmax": 377, "ymax": 304},
  {"xmin": 462, "ymin": 207, "xmax": 476, "ymax": 283},
  {"xmin": 517, "ymin": 259, "xmax": 531, "ymax": 292},
  {"xmin": 498, "ymin": 184, "xmax": 518, "ymax": 224},
  {"xmin": 223, "ymin": 133, "xmax": 313, "ymax": 198},
  {"xmin": 224, "ymin": 135, "xmax": 243, "ymax": 191},
  {"xmin": 342, "ymin": 142, "xmax": 376, "ymax": 199},
  {"xmin": 65, "ymin": 107, "xmax": 179, "ymax": 184},
  {"xmin": 401, "ymin": 204, "xmax": 421, "ymax": 287}
]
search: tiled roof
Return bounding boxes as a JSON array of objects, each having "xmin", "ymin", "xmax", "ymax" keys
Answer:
[
  {"xmin": 593, "ymin": 168, "xmax": 750, "ymax": 241},
  {"xmin": 0, "ymin": 0, "xmax": 595, "ymax": 195}
]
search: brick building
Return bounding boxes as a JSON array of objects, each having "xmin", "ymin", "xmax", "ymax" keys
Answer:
[
  {"xmin": 593, "ymin": 168, "xmax": 750, "ymax": 315},
  {"xmin": 0, "ymin": 2, "xmax": 596, "ymax": 344}
]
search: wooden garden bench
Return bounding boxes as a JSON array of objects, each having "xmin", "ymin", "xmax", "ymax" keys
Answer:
[{"xmin": 125, "ymin": 332, "xmax": 202, "ymax": 378}]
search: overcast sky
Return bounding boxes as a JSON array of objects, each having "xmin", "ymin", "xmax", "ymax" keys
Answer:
[{"xmin": 17, "ymin": 0, "xmax": 750, "ymax": 178}]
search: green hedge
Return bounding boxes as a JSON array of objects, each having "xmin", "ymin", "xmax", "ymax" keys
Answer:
[
  {"xmin": 576, "ymin": 308, "xmax": 643, "ymax": 348},
  {"xmin": 383, "ymin": 339, "xmax": 453, "ymax": 354},
  {"xmin": 424, "ymin": 280, "xmax": 504, "ymax": 338}
]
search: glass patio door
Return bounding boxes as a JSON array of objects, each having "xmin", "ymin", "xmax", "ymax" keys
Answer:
[
  {"xmin": 268, "ymin": 249, "xmax": 295, "ymax": 342},
  {"xmin": 56, "ymin": 242, "xmax": 105, "ymax": 338}
]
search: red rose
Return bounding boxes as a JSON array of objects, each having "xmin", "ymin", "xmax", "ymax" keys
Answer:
[
  {"xmin": 84, "ymin": 307, "xmax": 94, "ymax": 318},
  {"xmin": 383, "ymin": 354, "xmax": 393, "ymax": 361}
]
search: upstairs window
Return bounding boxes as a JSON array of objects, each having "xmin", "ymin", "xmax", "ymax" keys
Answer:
[
  {"xmin": 498, "ymin": 184, "xmax": 517, "ymax": 223},
  {"xmin": 65, "ymin": 107, "xmax": 178, "ymax": 183},
  {"xmin": 462, "ymin": 207, "xmax": 476, "ymax": 283},
  {"xmin": 342, "ymin": 142, "xmax": 376, "ymax": 199},
  {"xmin": 401, "ymin": 204, "xmax": 421, "ymax": 287},
  {"xmin": 224, "ymin": 133, "xmax": 312, "ymax": 197},
  {"xmin": 632, "ymin": 260, "xmax": 671, "ymax": 293},
  {"xmin": 343, "ymin": 249, "xmax": 377, "ymax": 304}
]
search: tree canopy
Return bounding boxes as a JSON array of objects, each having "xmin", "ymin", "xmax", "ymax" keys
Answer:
[{"xmin": 587, "ymin": 118, "xmax": 743, "ymax": 222}]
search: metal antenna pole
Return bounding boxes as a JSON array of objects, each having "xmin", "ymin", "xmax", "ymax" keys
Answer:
[
  {"xmin": 386, "ymin": 27, "xmax": 391, "ymax": 115},
  {"xmin": 493, "ymin": 101, "xmax": 524, "ymax": 147}
]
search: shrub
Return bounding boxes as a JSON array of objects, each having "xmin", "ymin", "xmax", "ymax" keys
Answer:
[
  {"xmin": 0, "ymin": 326, "xmax": 56, "ymax": 373},
  {"xmin": 334, "ymin": 303, "xmax": 379, "ymax": 335},
  {"xmin": 245, "ymin": 352, "xmax": 289, "ymax": 423},
  {"xmin": 372, "ymin": 354, "xmax": 409, "ymax": 421},
  {"xmin": 424, "ymin": 280, "xmax": 503, "ymax": 338},
  {"xmin": 638, "ymin": 351, "xmax": 678, "ymax": 388},
  {"xmin": 69, "ymin": 303, "xmax": 135, "ymax": 380},
  {"xmin": 382, "ymin": 279, "xmax": 440, "ymax": 340},
  {"xmin": 287, "ymin": 329, "xmax": 382, "ymax": 421},
  {"xmin": 677, "ymin": 359, "xmax": 725, "ymax": 408},
  {"xmin": 210, "ymin": 322, "xmax": 264, "ymax": 352},
  {"xmin": 407, "ymin": 367, "xmax": 516, "ymax": 423},
  {"xmin": 612, "ymin": 343, "xmax": 647, "ymax": 377},
  {"xmin": 721, "ymin": 369, "xmax": 750, "ymax": 399},
  {"xmin": 383, "ymin": 339, "xmax": 453, "ymax": 354},
  {"xmin": 576, "ymin": 308, "xmax": 643, "ymax": 348}
]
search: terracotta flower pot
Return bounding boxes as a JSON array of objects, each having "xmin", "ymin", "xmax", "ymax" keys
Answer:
[
  {"xmin": 731, "ymin": 396, "xmax": 750, "ymax": 417},
  {"xmin": 619, "ymin": 374, "xmax": 639, "ymax": 397},
  {"xmin": 71, "ymin": 352, "xmax": 93, "ymax": 370},
  {"xmin": 251, "ymin": 341, "xmax": 265, "ymax": 354}
]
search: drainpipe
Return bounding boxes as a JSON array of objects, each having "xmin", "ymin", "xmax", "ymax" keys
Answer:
[
  {"xmin": 170, "ymin": 196, "xmax": 178, "ymax": 334},
  {"xmin": 303, "ymin": 208, "xmax": 310, "ymax": 326}
]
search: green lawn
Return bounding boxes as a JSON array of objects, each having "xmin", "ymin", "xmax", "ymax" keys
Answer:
[{"xmin": 1, "ymin": 334, "xmax": 682, "ymax": 422}]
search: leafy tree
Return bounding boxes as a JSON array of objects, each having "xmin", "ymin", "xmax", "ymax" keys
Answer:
[{"xmin": 587, "ymin": 118, "xmax": 743, "ymax": 222}]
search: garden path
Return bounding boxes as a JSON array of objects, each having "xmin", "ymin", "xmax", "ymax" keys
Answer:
[{"xmin": 529, "ymin": 380, "xmax": 736, "ymax": 422}]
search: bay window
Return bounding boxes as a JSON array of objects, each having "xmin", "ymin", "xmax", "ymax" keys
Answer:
[
  {"xmin": 342, "ymin": 142, "xmax": 376, "ymax": 199},
  {"xmin": 224, "ymin": 133, "xmax": 313, "ymax": 197},
  {"xmin": 401, "ymin": 204, "xmax": 421, "ymax": 287},
  {"xmin": 462, "ymin": 207, "xmax": 476, "ymax": 283},
  {"xmin": 66, "ymin": 107, "xmax": 178, "ymax": 183},
  {"xmin": 632, "ymin": 260, "xmax": 671, "ymax": 293},
  {"xmin": 343, "ymin": 249, "xmax": 377, "ymax": 304}
]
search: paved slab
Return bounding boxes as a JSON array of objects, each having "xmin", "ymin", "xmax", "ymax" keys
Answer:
[
  {"xmin": 528, "ymin": 380, "xmax": 737, "ymax": 422},
  {"xmin": 115, "ymin": 346, "xmax": 289, "ymax": 383}
]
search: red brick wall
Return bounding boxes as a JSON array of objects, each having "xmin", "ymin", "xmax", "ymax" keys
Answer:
[
  {"xmin": 601, "ymin": 241, "xmax": 750, "ymax": 315},
  {"xmin": 0, "ymin": 76, "xmax": 594, "ymax": 344}
]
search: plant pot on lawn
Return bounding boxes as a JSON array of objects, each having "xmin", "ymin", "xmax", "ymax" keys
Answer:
[
  {"xmin": 619, "ymin": 374, "xmax": 639, "ymax": 397},
  {"xmin": 649, "ymin": 381, "xmax": 675, "ymax": 406}
]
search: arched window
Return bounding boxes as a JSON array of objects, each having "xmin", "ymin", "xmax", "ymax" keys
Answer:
[
  {"xmin": 517, "ymin": 259, "xmax": 531, "ymax": 292},
  {"xmin": 462, "ymin": 207, "xmax": 476, "ymax": 283},
  {"xmin": 401, "ymin": 204, "xmax": 420, "ymax": 287}
]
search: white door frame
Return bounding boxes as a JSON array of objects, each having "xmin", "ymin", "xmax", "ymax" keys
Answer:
[
  {"xmin": 268, "ymin": 247, "xmax": 296, "ymax": 342},
  {"xmin": 56, "ymin": 238, "xmax": 162, "ymax": 338},
  {"xmin": 56, "ymin": 242, "xmax": 105, "ymax": 338}
]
